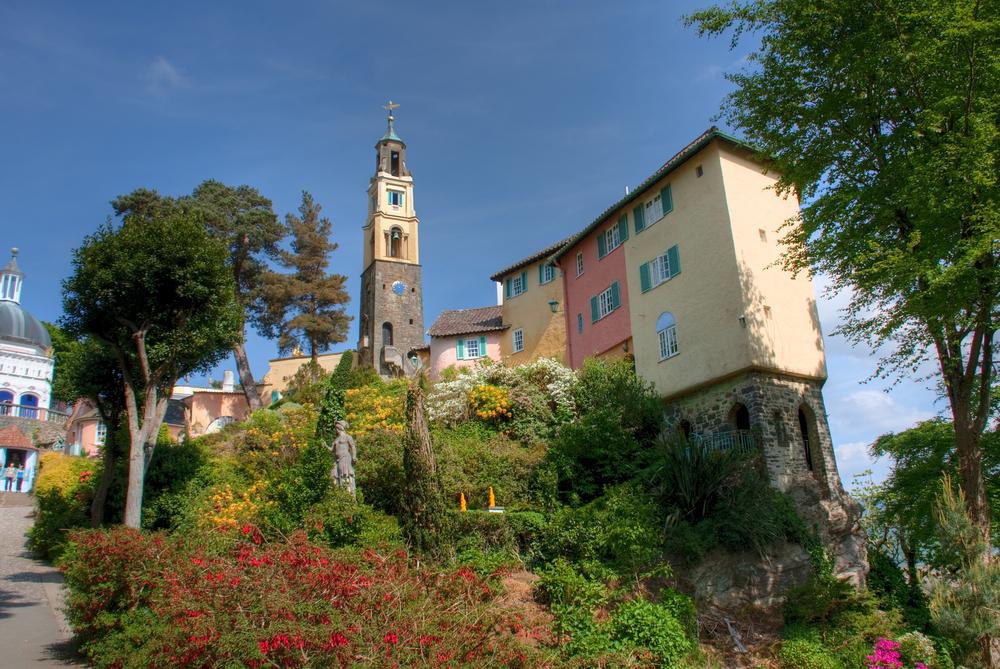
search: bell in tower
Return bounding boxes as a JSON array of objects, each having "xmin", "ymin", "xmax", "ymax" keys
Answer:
[{"xmin": 357, "ymin": 102, "xmax": 426, "ymax": 377}]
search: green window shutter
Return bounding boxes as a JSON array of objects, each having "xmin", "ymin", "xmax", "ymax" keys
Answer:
[
  {"xmin": 456, "ymin": 339, "xmax": 465, "ymax": 360},
  {"xmin": 590, "ymin": 296, "xmax": 599, "ymax": 323},
  {"xmin": 520, "ymin": 270, "xmax": 528, "ymax": 292},
  {"xmin": 577, "ymin": 313, "xmax": 583, "ymax": 334},
  {"xmin": 504, "ymin": 278, "xmax": 512, "ymax": 299},
  {"xmin": 667, "ymin": 245, "xmax": 681, "ymax": 277},
  {"xmin": 538, "ymin": 264, "xmax": 545, "ymax": 284},
  {"xmin": 661, "ymin": 185, "xmax": 673, "ymax": 215},
  {"xmin": 618, "ymin": 215, "xmax": 629, "ymax": 241},
  {"xmin": 610, "ymin": 281, "xmax": 621, "ymax": 310},
  {"xmin": 633, "ymin": 205, "xmax": 645, "ymax": 233},
  {"xmin": 479, "ymin": 335, "xmax": 487, "ymax": 357},
  {"xmin": 639, "ymin": 262, "xmax": 651, "ymax": 292},
  {"xmin": 597, "ymin": 233, "xmax": 607, "ymax": 259}
]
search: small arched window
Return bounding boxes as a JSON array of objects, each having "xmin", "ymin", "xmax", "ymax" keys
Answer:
[
  {"xmin": 656, "ymin": 312, "xmax": 678, "ymax": 359},
  {"xmin": 0, "ymin": 390, "xmax": 13, "ymax": 416},
  {"xmin": 382, "ymin": 322, "xmax": 394, "ymax": 347},
  {"xmin": 798, "ymin": 407, "xmax": 815, "ymax": 471}
]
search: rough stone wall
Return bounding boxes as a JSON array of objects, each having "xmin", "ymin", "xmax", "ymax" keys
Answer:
[
  {"xmin": 663, "ymin": 371, "xmax": 868, "ymax": 585},
  {"xmin": 358, "ymin": 259, "xmax": 425, "ymax": 376},
  {"xmin": 0, "ymin": 415, "xmax": 66, "ymax": 445}
]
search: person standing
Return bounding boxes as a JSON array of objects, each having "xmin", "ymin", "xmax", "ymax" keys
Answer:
[
  {"xmin": 2, "ymin": 463, "xmax": 13, "ymax": 491},
  {"xmin": 15, "ymin": 465, "xmax": 24, "ymax": 492}
]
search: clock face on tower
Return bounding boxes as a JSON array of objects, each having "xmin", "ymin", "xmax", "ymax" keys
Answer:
[{"xmin": 391, "ymin": 280, "xmax": 407, "ymax": 296}]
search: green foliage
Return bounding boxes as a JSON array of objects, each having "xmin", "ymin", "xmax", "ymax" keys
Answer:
[
  {"xmin": 535, "ymin": 558, "xmax": 608, "ymax": 611},
  {"xmin": 549, "ymin": 359, "xmax": 661, "ymax": 502},
  {"xmin": 258, "ymin": 192, "xmax": 350, "ymax": 360},
  {"xmin": 302, "ymin": 486, "xmax": 402, "ymax": 549},
  {"xmin": 261, "ymin": 437, "xmax": 333, "ymax": 534},
  {"xmin": 354, "ymin": 430, "xmax": 405, "ymax": 515},
  {"xmin": 867, "ymin": 547, "xmax": 932, "ymax": 632},
  {"xmin": 929, "ymin": 476, "xmax": 1000, "ymax": 667},
  {"xmin": 140, "ymin": 433, "xmax": 210, "ymax": 531},
  {"xmin": 282, "ymin": 360, "xmax": 329, "ymax": 406},
  {"xmin": 450, "ymin": 510, "xmax": 546, "ymax": 563},
  {"xmin": 609, "ymin": 597, "xmax": 693, "ymax": 666},
  {"xmin": 777, "ymin": 635, "xmax": 840, "ymax": 669}
]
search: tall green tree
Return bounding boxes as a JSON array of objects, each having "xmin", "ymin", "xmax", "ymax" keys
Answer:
[
  {"xmin": 688, "ymin": 0, "xmax": 1000, "ymax": 545},
  {"xmin": 187, "ymin": 180, "xmax": 284, "ymax": 411},
  {"xmin": 261, "ymin": 192, "xmax": 350, "ymax": 364},
  {"xmin": 62, "ymin": 194, "xmax": 241, "ymax": 527}
]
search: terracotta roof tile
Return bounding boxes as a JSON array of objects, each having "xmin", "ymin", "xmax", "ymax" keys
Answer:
[
  {"xmin": 0, "ymin": 425, "xmax": 33, "ymax": 449},
  {"xmin": 427, "ymin": 306, "xmax": 507, "ymax": 338},
  {"xmin": 489, "ymin": 236, "xmax": 574, "ymax": 282}
]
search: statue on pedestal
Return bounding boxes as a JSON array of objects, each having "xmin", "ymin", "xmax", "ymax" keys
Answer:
[{"xmin": 325, "ymin": 419, "xmax": 357, "ymax": 498}]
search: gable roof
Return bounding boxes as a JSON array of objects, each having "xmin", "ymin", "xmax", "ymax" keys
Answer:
[
  {"xmin": 489, "ymin": 236, "xmax": 574, "ymax": 282},
  {"xmin": 551, "ymin": 127, "xmax": 756, "ymax": 262},
  {"xmin": 427, "ymin": 306, "xmax": 507, "ymax": 338},
  {"xmin": 0, "ymin": 425, "xmax": 33, "ymax": 449}
]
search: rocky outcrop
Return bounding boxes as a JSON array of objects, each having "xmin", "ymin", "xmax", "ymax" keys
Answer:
[{"xmin": 680, "ymin": 542, "xmax": 813, "ymax": 610}]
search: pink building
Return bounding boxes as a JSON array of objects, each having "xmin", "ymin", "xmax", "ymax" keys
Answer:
[
  {"xmin": 65, "ymin": 397, "xmax": 186, "ymax": 456},
  {"xmin": 426, "ymin": 306, "xmax": 505, "ymax": 379},
  {"xmin": 552, "ymin": 203, "xmax": 633, "ymax": 369}
]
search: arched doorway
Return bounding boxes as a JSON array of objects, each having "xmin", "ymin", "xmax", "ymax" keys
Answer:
[
  {"xmin": 730, "ymin": 403, "xmax": 751, "ymax": 431},
  {"xmin": 382, "ymin": 322, "xmax": 394, "ymax": 347}
]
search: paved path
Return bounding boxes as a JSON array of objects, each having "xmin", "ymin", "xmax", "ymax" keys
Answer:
[{"xmin": 0, "ymin": 492, "xmax": 84, "ymax": 668}]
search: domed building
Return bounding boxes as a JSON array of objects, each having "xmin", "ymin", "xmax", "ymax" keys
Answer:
[
  {"xmin": 0, "ymin": 249, "xmax": 54, "ymax": 493},
  {"xmin": 0, "ymin": 249, "xmax": 53, "ymax": 419}
]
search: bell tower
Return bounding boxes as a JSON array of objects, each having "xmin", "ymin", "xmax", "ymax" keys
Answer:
[{"xmin": 357, "ymin": 102, "xmax": 426, "ymax": 376}]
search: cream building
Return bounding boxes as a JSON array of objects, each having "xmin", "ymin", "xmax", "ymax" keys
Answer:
[
  {"xmin": 257, "ymin": 352, "xmax": 345, "ymax": 404},
  {"xmin": 490, "ymin": 239, "xmax": 569, "ymax": 365}
]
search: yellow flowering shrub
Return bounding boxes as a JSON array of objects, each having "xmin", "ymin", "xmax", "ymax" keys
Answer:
[
  {"xmin": 469, "ymin": 384, "xmax": 512, "ymax": 423},
  {"xmin": 200, "ymin": 480, "xmax": 270, "ymax": 531},
  {"xmin": 237, "ymin": 405, "xmax": 318, "ymax": 471},
  {"xmin": 34, "ymin": 451, "xmax": 96, "ymax": 496},
  {"xmin": 344, "ymin": 381, "xmax": 406, "ymax": 437}
]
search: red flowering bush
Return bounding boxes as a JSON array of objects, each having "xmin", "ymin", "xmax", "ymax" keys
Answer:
[{"xmin": 62, "ymin": 526, "xmax": 550, "ymax": 668}]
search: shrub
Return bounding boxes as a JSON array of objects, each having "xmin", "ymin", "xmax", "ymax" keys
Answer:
[
  {"xmin": 609, "ymin": 597, "xmax": 693, "ymax": 666},
  {"xmin": 450, "ymin": 510, "xmax": 546, "ymax": 560},
  {"xmin": 354, "ymin": 429, "xmax": 405, "ymax": 515},
  {"xmin": 302, "ymin": 486, "xmax": 402, "ymax": 549},
  {"xmin": 62, "ymin": 527, "xmax": 545, "ymax": 669},
  {"xmin": 28, "ymin": 452, "xmax": 98, "ymax": 561},
  {"xmin": 344, "ymin": 380, "xmax": 406, "ymax": 437},
  {"xmin": 535, "ymin": 558, "xmax": 608, "ymax": 611},
  {"xmin": 469, "ymin": 384, "xmax": 513, "ymax": 423},
  {"xmin": 141, "ymin": 436, "xmax": 210, "ymax": 531},
  {"xmin": 778, "ymin": 636, "xmax": 841, "ymax": 669}
]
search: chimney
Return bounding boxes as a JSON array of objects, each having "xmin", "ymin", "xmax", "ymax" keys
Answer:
[
  {"xmin": 222, "ymin": 370, "xmax": 235, "ymax": 392},
  {"xmin": 496, "ymin": 281, "xmax": 503, "ymax": 306}
]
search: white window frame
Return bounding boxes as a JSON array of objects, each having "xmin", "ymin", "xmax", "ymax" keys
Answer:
[
  {"xmin": 541, "ymin": 264, "xmax": 555, "ymax": 284},
  {"xmin": 658, "ymin": 324, "xmax": 679, "ymax": 360},
  {"xmin": 95, "ymin": 421, "xmax": 107, "ymax": 445},
  {"xmin": 650, "ymin": 253, "xmax": 671, "ymax": 287},
  {"xmin": 464, "ymin": 338, "xmax": 481, "ymax": 359},
  {"xmin": 604, "ymin": 226, "xmax": 622, "ymax": 254},
  {"xmin": 645, "ymin": 194, "xmax": 663, "ymax": 225},
  {"xmin": 575, "ymin": 252, "xmax": 584, "ymax": 276},
  {"xmin": 597, "ymin": 286, "xmax": 615, "ymax": 320},
  {"xmin": 510, "ymin": 274, "xmax": 525, "ymax": 296},
  {"xmin": 512, "ymin": 328, "xmax": 524, "ymax": 353}
]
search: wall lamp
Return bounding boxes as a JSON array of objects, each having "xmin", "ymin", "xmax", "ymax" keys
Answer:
[{"xmin": 548, "ymin": 299, "xmax": 560, "ymax": 313}]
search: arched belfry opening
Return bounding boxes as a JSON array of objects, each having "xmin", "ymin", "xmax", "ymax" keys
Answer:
[{"xmin": 388, "ymin": 227, "xmax": 403, "ymax": 259}]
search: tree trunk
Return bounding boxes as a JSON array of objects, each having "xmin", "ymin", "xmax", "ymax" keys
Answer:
[
  {"xmin": 952, "ymin": 402, "xmax": 991, "ymax": 552},
  {"xmin": 233, "ymin": 339, "xmax": 263, "ymax": 411},
  {"xmin": 123, "ymin": 429, "xmax": 146, "ymax": 528},
  {"xmin": 90, "ymin": 435, "xmax": 115, "ymax": 527},
  {"xmin": 122, "ymin": 385, "xmax": 170, "ymax": 529}
]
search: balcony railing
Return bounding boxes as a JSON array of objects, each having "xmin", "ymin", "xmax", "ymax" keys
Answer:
[
  {"xmin": 690, "ymin": 429, "xmax": 760, "ymax": 456},
  {"xmin": 0, "ymin": 403, "xmax": 68, "ymax": 422}
]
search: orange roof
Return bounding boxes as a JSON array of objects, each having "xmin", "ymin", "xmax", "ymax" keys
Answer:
[{"xmin": 0, "ymin": 425, "xmax": 34, "ymax": 449}]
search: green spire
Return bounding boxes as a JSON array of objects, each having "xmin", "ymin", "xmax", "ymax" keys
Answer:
[{"xmin": 380, "ymin": 100, "xmax": 402, "ymax": 142}]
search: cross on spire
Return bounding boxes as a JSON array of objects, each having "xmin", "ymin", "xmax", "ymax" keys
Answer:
[{"xmin": 383, "ymin": 100, "xmax": 400, "ymax": 119}]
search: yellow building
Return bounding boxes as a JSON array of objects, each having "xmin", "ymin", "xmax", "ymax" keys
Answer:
[
  {"xmin": 490, "ymin": 238, "xmax": 570, "ymax": 365},
  {"xmin": 621, "ymin": 132, "xmax": 825, "ymax": 400},
  {"xmin": 257, "ymin": 351, "xmax": 344, "ymax": 404}
]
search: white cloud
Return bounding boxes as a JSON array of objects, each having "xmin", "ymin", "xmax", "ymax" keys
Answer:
[
  {"xmin": 145, "ymin": 56, "xmax": 189, "ymax": 96},
  {"xmin": 829, "ymin": 388, "xmax": 936, "ymax": 437}
]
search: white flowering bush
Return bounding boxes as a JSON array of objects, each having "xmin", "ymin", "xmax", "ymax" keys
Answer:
[{"xmin": 426, "ymin": 358, "xmax": 578, "ymax": 441}]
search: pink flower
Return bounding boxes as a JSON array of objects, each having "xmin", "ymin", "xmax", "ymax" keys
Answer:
[{"xmin": 383, "ymin": 631, "xmax": 399, "ymax": 644}]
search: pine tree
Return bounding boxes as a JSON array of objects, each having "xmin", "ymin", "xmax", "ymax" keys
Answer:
[
  {"xmin": 261, "ymin": 192, "xmax": 351, "ymax": 364},
  {"xmin": 400, "ymin": 380, "xmax": 447, "ymax": 555}
]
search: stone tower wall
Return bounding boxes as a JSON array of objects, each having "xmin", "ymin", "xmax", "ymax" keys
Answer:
[
  {"xmin": 663, "ymin": 370, "xmax": 867, "ymax": 584},
  {"xmin": 358, "ymin": 259, "xmax": 425, "ymax": 375}
]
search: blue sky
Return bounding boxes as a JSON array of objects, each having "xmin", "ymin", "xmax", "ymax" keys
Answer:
[{"xmin": 0, "ymin": 0, "xmax": 943, "ymax": 483}]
